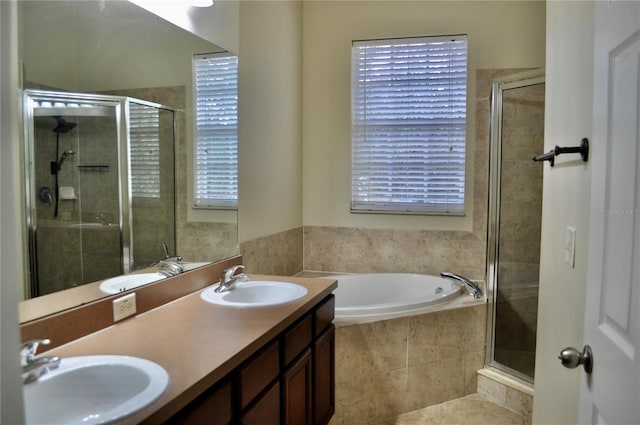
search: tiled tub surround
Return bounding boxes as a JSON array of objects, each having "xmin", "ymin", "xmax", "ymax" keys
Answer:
[
  {"xmin": 240, "ymin": 226, "xmax": 303, "ymax": 276},
  {"xmin": 330, "ymin": 302, "xmax": 487, "ymax": 425}
]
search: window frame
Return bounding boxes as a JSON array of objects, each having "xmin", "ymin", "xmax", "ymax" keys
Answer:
[
  {"xmin": 350, "ymin": 34, "xmax": 468, "ymax": 216},
  {"xmin": 192, "ymin": 51, "xmax": 238, "ymax": 210}
]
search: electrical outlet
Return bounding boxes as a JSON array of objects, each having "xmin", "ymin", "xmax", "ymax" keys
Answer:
[
  {"xmin": 113, "ymin": 293, "xmax": 136, "ymax": 322},
  {"xmin": 565, "ymin": 226, "xmax": 576, "ymax": 268}
]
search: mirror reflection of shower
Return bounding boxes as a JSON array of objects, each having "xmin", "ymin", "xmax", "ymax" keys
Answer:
[
  {"xmin": 51, "ymin": 116, "xmax": 77, "ymax": 217},
  {"xmin": 487, "ymin": 70, "xmax": 545, "ymax": 382},
  {"xmin": 25, "ymin": 90, "xmax": 176, "ymax": 298}
]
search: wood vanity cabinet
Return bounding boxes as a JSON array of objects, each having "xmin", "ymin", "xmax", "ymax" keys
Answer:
[{"xmin": 169, "ymin": 295, "xmax": 335, "ymax": 425}]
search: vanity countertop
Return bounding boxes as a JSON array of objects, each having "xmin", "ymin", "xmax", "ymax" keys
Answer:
[{"xmin": 40, "ymin": 275, "xmax": 337, "ymax": 424}]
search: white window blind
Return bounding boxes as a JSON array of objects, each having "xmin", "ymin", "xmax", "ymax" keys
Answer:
[
  {"xmin": 351, "ymin": 35, "xmax": 467, "ymax": 214},
  {"xmin": 129, "ymin": 102, "xmax": 160, "ymax": 199},
  {"xmin": 193, "ymin": 52, "xmax": 238, "ymax": 209}
]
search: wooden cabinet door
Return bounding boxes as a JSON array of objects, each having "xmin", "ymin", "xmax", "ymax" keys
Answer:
[
  {"xmin": 242, "ymin": 381, "xmax": 281, "ymax": 425},
  {"xmin": 168, "ymin": 379, "xmax": 232, "ymax": 425},
  {"xmin": 283, "ymin": 348, "xmax": 313, "ymax": 425},
  {"xmin": 313, "ymin": 325, "xmax": 335, "ymax": 425}
]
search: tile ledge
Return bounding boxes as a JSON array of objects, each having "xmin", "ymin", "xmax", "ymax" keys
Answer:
[{"xmin": 478, "ymin": 367, "xmax": 534, "ymax": 396}]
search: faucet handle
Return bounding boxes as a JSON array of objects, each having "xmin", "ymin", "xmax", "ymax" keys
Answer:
[{"xmin": 21, "ymin": 339, "xmax": 51, "ymax": 366}]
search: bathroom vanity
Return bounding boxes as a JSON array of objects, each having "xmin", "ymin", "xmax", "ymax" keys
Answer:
[{"xmin": 33, "ymin": 274, "xmax": 336, "ymax": 425}]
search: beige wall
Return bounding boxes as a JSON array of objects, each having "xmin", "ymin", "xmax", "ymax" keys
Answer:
[
  {"xmin": 238, "ymin": 1, "xmax": 303, "ymax": 243},
  {"xmin": 533, "ymin": 2, "xmax": 593, "ymax": 424},
  {"xmin": 302, "ymin": 1, "xmax": 546, "ymax": 232}
]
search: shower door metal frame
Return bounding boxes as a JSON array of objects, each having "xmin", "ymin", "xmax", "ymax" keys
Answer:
[
  {"xmin": 485, "ymin": 70, "xmax": 545, "ymax": 384},
  {"xmin": 23, "ymin": 89, "xmax": 176, "ymax": 298}
]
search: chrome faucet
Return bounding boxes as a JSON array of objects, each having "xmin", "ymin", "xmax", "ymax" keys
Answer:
[
  {"xmin": 21, "ymin": 339, "xmax": 61, "ymax": 384},
  {"xmin": 161, "ymin": 241, "xmax": 182, "ymax": 263},
  {"xmin": 156, "ymin": 260, "xmax": 184, "ymax": 277},
  {"xmin": 440, "ymin": 272, "xmax": 483, "ymax": 299},
  {"xmin": 214, "ymin": 265, "xmax": 250, "ymax": 293}
]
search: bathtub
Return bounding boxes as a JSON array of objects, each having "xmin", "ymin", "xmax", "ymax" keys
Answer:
[{"xmin": 323, "ymin": 273, "xmax": 463, "ymax": 325}]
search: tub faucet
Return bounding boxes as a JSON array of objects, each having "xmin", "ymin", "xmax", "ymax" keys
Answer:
[
  {"xmin": 215, "ymin": 265, "xmax": 250, "ymax": 293},
  {"xmin": 21, "ymin": 339, "xmax": 61, "ymax": 384},
  {"xmin": 440, "ymin": 272, "xmax": 483, "ymax": 299}
]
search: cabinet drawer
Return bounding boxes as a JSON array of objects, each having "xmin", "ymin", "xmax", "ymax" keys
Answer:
[
  {"xmin": 239, "ymin": 340, "xmax": 280, "ymax": 409},
  {"xmin": 283, "ymin": 314, "xmax": 313, "ymax": 367},
  {"xmin": 314, "ymin": 295, "xmax": 335, "ymax": 337}
]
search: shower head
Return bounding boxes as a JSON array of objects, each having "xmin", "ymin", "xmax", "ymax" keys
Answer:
[
  {"xmin": 52, "ymin": 116, "xmax": 77, "ymax": 133},
  {"xmin": 57, "ymin": 150, "xmax": 75, "ymax": 168}
]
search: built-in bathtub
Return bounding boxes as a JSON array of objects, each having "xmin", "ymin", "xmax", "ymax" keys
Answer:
[
  {"xmin": 323, "ymin": 273, "xmax": 464, "ymax": 325},
  {"xmin": 310, "ymin": 272, "xmax": 487, "ymax": 425}
]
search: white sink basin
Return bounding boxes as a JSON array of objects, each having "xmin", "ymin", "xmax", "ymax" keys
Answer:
[
  {"xmin": 24, "ymin": 355, "xmax": 169, "ymax": 425},
  {"xmin": 99, "ymin": 273, "xmax": 167, "ymax": 294},
  {"xmin": 201, "ymin": 281, "xmax": 308, "ymax": 307}
]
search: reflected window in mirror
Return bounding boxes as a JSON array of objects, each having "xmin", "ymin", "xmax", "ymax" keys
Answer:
[{"xmin": 193, "ymin": 53, "xmax": 238, "ymax": 209}]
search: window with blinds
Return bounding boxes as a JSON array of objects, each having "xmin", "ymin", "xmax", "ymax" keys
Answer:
[
  {"xmin": 351, "ymin": 35, "xmax": 468, "ymax": 215},
  {"xmin": 129, "ymin": 102, "xmax": 160, "ymax": 199},
  {"xmin": 193, "ymin": 52, "xmax": 238, "ymax": 209}
]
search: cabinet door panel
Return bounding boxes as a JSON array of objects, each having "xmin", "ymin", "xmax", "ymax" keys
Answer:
[
  {"xmin": 240, "ymin": 341, "xmax": 280, "ymax": 409},
  {"xmin": 168, "ymin": 379, "xmax": 232, "ymax": 425},
  {"xmin": 283, "ymin": 348, "xmax": 312, "ymax": 425},
  {"xmin": 242, "ymin": 381, "xmax": 281, "ymax": 425},
  {"xmin": 313, "ymin": 325, "xmax": 335, "ymax": 425}
]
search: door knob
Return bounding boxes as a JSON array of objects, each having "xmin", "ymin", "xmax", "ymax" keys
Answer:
[{"xmin": 558, "ymin": 345, "xmax": 593, "ymax": 373}]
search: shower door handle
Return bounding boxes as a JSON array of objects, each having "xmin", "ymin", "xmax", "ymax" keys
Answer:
[{"xmin": 558, "ymin": 345, "xmax": 593, "ymax": 374}]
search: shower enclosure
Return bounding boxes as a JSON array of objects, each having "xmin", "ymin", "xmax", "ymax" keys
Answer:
[
  {"xmin": 24, "ymin": 89, "xmax": 176, "ymax": 297},
  {"xmin": 487, "ymin": 70, "xmax": 545, "ymax": 381}
]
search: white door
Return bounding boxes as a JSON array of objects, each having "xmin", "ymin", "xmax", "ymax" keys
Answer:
[{"xmin": 579, "ymin": 2, "xmax": 640, "ymax": 424}]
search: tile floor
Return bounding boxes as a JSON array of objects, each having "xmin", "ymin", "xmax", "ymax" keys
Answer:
[{"xmin": 373, "ymin": 393, "xmax": 526, "ymax": 425}]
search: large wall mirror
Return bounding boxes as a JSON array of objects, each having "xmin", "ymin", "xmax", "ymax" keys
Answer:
[{"xmin": 18, "ymin": 0, "xmax": 238, "ymax": 322}]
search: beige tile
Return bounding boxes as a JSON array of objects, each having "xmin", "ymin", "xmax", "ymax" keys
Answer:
[
  {"xmin": 334, "ymin": 323, "xmax": 375, "ymax": 384},
  {"xmin": 372, "ymin": 368, "xmax": 409, "ymax": 422},
  {"xmin": 441, "ymin": 394, "xmax": 524, "ymax": 425},
  {"xmin": 374, "ymin": 404, "xmax": 442, "ymax": 425},
  {"xmin": 408, "ymin": 312, "xmax": 439, "ymax": 367},
  {"xmin": 436, "ymin": 357, "xmax": 466, "ymax": 403},
  {"xmin": 463, "ymin": 351, "xmax": 485, "ymax": 395},
  {"xmin": 406, "ymin": 364, "xmax": 440, "ymax": 411},
  {"xmin": 332, "ymin": 379, "xmax": 377, "ymax": 425},
  {"xmin": 477, "ymin": 374, "xmax": 507, "ymax": 406},
  {"xmin": 505, "ymin": 387, "xmax": 533, "ymax": 423},
  {"xmin": 373, "ymin": 317, "xmax": 409, "ymax": 372}
]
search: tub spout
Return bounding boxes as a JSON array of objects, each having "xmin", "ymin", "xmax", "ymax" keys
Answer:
[{"xmin": 440, "ymin": 272, "xmax": 482, "ymax": 299}]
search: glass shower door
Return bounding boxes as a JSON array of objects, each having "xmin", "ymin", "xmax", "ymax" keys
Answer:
[
  {"xmin": 27, "ymin": 93, "xmax": 122, "ymax": 296},
  {"xmin": 487, "ymin": 71, "xmax": 545, "ymax": 381}
]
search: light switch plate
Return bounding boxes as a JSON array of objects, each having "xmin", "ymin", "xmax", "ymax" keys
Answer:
[
  {"xmin": 565, "ymin": 226, "xmax": 576, "ymax": 268},
  {"xmin": 113, "ymin": 293, "xmax": 136, "ymax": 322}
]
